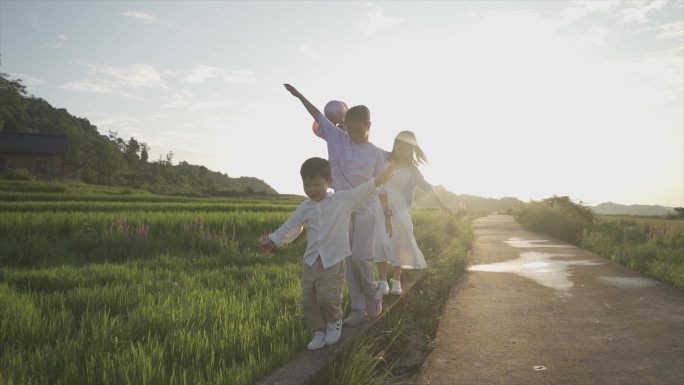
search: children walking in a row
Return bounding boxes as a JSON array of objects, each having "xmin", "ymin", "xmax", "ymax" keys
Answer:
[{"xmin": 261, "ymin": 84, "xmax": 450, "ymax": 350}]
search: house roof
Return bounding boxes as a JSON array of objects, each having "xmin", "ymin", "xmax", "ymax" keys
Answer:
[{"xmin": 0, "ymin": 133, "xmax": 69, "ymax": 154}]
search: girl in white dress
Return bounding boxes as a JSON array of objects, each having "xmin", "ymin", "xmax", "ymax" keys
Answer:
[{"xmin": 375, "ymin": 131, "xmax": 452, "ymax": 295}]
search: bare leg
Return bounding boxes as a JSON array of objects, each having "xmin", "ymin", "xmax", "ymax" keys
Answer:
[
  {"xmin": 393, "ymin": 266, "xmax": 402, "ymax": 281},
  {"xmin": 377, "ymin": 261, "xmax": 388, "ymax": 281}
]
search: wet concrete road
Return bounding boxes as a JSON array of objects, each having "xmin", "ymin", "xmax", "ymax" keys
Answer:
[{"xmin": 416, "ymin": 215, "xmax": 684, "ymax": 385}]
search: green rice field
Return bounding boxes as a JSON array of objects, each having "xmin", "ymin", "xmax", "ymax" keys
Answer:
[{"xmin": 0, "ymin": 180, "xmax": 464, "ymax": 384}]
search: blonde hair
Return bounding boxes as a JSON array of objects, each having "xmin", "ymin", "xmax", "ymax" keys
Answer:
[{"xmin": 391, "ymin": 130, "xmax": 427, "ymax": 165}]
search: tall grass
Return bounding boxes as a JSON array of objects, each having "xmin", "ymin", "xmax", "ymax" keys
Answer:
[
  {"xmin": 582, "ymin": 216, "xmax": 684, "ymax": 288},
  {"xmin": 0, "ymin": 180, "xmax": 302, "ymax": 203},
  {"xmin": 0, "ymin": 181, "xmax": 314, "ymax": 384},
  {"xmin": 514, "ymin": 196, "xmax": 594, "ymax": 245},
  {"xmin": 0, "ymin": 251, "xmax": 312, "ymax": 385},
  {"xmin": 0, "ymin": 201, "xmax": 295, "ymax": 213},
  {"xmin": 0, "ymin": 211, "xmax": 292, "ymax": 266}
]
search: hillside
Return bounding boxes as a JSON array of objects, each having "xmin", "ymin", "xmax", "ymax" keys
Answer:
[
  {"xmin": 0, "ymin": 73, "xmax": 276, "ymax": 196},
  {"xmin": 592, "ymin": 202, "xmax": 676, "ymax": 216}
]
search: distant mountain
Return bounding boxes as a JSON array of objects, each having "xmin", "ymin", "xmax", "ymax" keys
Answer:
[
  {"xmin": 414, "ymin": 185, "xmax": 525, "ymax": 212},
  {"xmin": 592, "ymin": 202, "xmax": 676, "ymax": 216}
]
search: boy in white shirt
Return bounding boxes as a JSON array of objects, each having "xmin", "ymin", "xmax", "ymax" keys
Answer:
[
  {"xmin": 259, "ymin": 157, "xmax": 392, "ymax": 350},
  {"xmin": 284, "ymin": 84, "xmax": 393, "ymax": 327}
]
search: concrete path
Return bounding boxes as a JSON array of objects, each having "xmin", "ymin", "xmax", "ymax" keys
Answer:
[{"xmin": 416, "ymin": 215, "xmax": 684, "ymax": 385}]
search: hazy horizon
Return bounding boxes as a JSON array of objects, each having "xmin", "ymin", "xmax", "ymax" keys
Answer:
[{"xmin": 1, "ymin": 0, "xmax": 682, "ymax": 207}]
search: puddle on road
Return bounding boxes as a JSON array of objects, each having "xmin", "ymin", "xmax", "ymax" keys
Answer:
[
  {"xmin": 504, "ymin": 237, "xmax": 576, "ymax": 249},
  {"xmin": 597, "ymin": 276, "xmax": 659, "ymax": 289},
  {"xmin": 469, "ymin": 251, "xmax": 602, "ymax": 293}
]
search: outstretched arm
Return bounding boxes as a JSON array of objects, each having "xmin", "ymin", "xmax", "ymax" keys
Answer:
[
  {"xmin": 429, "ymin": 186, "xmax": 454, "ymax": 215},
  {"xmin": 284, "ymin": 84, "xmax": 322, "ymax": 122},
  {"xmin": 415, "ymin": 168, "xmax": 454, "ymax": 215}
]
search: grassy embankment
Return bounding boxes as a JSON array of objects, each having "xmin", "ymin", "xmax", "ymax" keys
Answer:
[{"xmin": 327, "ymin": 210, "xmax": 476, "ymax": 384}]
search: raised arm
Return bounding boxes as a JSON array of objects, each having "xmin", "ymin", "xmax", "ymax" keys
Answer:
[{"xmin": 284, "ymin": 84, "xmax": 322, "ymax": 123}]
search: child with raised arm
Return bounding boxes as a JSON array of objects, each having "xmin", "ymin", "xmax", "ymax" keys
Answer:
[
  {"xmin": 260, "ymin": 157, "xmax": 392, "ymax": 350},
  {"xmin": 284, "ymin": 84, "xmax": 393, "ymax": 327}
]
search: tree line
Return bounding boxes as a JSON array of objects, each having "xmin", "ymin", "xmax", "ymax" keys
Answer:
[{"xmin": 0, "ymin": 73, "xmax": 275, "ymax": 196}]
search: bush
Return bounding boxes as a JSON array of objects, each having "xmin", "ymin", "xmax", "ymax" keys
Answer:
[
  {"xmin": 515, "ymin": 196, "xmax": 593, "ymax": 245},
  {"xmin": 1, "ymin": 168, "xmax": 35, "ymax": 181}
]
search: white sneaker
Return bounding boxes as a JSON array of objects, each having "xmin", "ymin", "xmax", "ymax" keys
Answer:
[
  {"xmin": 307, "ymin": 331, "xmax": 326, "ymax": 350},
  {"xmin": 343, "ymin": 310, "xmax": 368, "ymax": 326},
  {"xmin": 390, "ymin": 279, "xmax": 402, "ymax": 295},
  {"xmin": 325, "ymin": 319, "xmax": 342, "ymax": 345},
  {"xmin": 366, "ymin": 288, "xmax": 383, "ymax": 318},
  {"xmin": 378, "ymin": 280, "xmax": 390, "ymax": 295}
]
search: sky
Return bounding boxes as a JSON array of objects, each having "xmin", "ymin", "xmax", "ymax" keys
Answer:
[{"xmin": 1, "ymin": 0, "xmax": 682, "ymax": 207}]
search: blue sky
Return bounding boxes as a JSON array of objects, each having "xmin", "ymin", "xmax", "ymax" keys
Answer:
[{"xmin": 1, "ymin": 0, "xmax": 682, "ymax": 207}]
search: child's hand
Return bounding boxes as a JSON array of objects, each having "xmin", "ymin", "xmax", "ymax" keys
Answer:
[
  {"xmin": 284, "ymin": 84, "xmax": 301, "ymax": 98},
  {"xmin": 385, "ymin": 216, "xmax": 393, "ymax": 238},
  {"xmin": 258, "ymin": 236, "xmax": 276, "ymax": 254},
  {"xmin": 375, "ymin": 166, "xmax": 394, "ymax": 187}
]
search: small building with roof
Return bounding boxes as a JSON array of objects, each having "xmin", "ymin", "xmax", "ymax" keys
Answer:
[{"xmin": 0, "ymin": 133, "xmax": 77, "ymax": 180}]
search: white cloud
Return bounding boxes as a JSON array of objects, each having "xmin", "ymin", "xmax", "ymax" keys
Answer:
[
  {"xmin": 561, "ymin": 0, "xmax": 619, "ymax": 22},
  {"xmin": 46, "ymin": 34, "xmax": 68, "ymax": 49},
  {"xmin": 181, "ymin": 65, "xmax": 255, "ymax": 84},
  {"xmin": 356, "ymin": 3, "xmax": 404, "ymax": 35},
  {"xmin": 655, "ymin": 20, "xmax": 684, "ymax": 39},
  {"xmin": 619, "ymin": 0, "xmax": 668, "ymax": 24},
  {"xmin": 189, "ymin": 100, "xmax": 233, "ymax": 111},
  {"xmin": 299, "ymin": 45, "xmax": 326, "ymax": 61},
  {"xmin": 78, "ymin": 61, "xmax": 167, "ymax": 89},
  {"xmin": 164, "ymin": 90, "xmax": 195, "ymax": 108},
  {"xmin": 122, "ymin": 10, "xmax": 186, "ymax": 29},
  {"xmin": 182, "ymin": 65, "xmax": 223, "ymax": 83},
  {"xmin": 577, "ymin": 26, "xmax": 615, "ymax": 47},
  {"xmin": 88, "ymin": 113, "xmax": 144, "ymax": 128},
  {"xmin": 222, "ymin": 70, "xmax": 255, "ymax": 84},
  {"xmin": 61, "ymin": 80, "xmax": 146, "ymax": 100},
  {"xmin": 163, "ymin": 90, "xmax": 232, "ymax": 111},
  {"xmin": 62, "ymin": 62, "xmax": 168, "ymax": 100},
  {"xmin": 123, "ymin": 11, "xmax": 159, "ymax": 24},
  {"xmin": 9, "ymin": 72, "xmax": 46, "ymax": 88}
]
